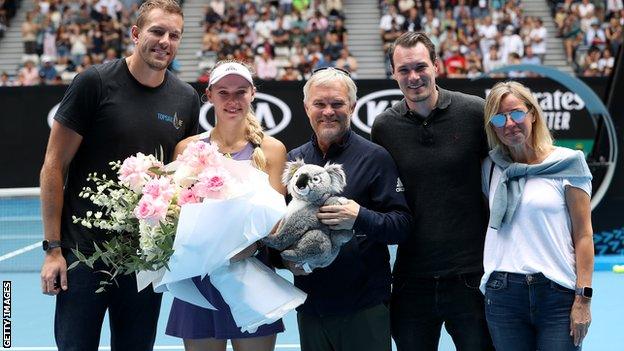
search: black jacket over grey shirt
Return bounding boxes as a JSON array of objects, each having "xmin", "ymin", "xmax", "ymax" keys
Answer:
[
  {"xmin": 371, "ymin": 87, "xmax": 489, "ymax": 278},
  {"xmin": 288, "ymin": 130, "xmax": 412, "ymax": 317}
]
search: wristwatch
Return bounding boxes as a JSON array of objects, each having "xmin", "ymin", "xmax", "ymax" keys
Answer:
[
  {"xmin": 575, "ymin": 286, "xmax": 593, "ymax": 299},
  {"xmin": 42, "ymin": 240, "xmax": 62, "ymax": 252}
]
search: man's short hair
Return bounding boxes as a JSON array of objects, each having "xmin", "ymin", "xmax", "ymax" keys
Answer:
[
  {"xmin": 303, "ymin": 68, "xmax": 357, "ymax": 107},
  {"xmin": 136, "ymin": 0, "xmax": 183, "ymax": 29},
  {"xmin": 388, "ymin": 32, "xmax": 437, "ymax": 70}
]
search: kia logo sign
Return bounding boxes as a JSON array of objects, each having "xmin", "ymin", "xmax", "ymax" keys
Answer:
[
  {"xmin": 352, "ymin": 89, "xmax": 403, "ymax": 134},
  {"xmin": 199, "ymin": 93, "xmax": 292, "ymax": 135}
]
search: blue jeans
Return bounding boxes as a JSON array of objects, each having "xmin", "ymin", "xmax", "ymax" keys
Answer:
[
  {"xmin": 485, "ymin": 271, "xmax": 581, "ymax": 351},
  {"xmin": 390, "ymin": 272, "xmax": 494, "ymax": 351},
  {"xmin": 55, "ymin": 251, "xmax": 162, "ymax": 351}
]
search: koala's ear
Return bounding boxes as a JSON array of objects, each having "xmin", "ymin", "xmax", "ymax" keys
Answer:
[
  {"xmin": 282, "ymin": 158, "xmax": 305, "ymax": 185},
  {"xmin": 325, "ymin": 163, "xmax": 346, "ymax": 193}
]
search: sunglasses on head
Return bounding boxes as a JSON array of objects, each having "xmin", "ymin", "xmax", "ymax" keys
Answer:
[
  {"xmin": 311, "ymin": 66, "xmax": 351, "ymax": 77},
  {"xmin": 489, "ymin": 109, "xmax": 528, "ymax": 128}
]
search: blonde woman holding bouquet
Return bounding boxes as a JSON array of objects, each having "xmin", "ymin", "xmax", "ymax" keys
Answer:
[{"xmin": 166, "ymin": 60, "xmax": 287, "ymax": 351}]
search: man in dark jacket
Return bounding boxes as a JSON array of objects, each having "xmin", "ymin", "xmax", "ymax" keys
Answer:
[{"xmin": 286, "ymin": 67, "xmax": 412, "ymax": 351}]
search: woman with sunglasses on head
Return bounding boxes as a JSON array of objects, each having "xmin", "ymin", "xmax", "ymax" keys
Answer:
[
  {"xmin": 165, "ymin": 60, "xmax": 287, "ymax": 351},
  {"xmin": 480, "ymin": 81, "xmax": 594, "ymax": 351}
]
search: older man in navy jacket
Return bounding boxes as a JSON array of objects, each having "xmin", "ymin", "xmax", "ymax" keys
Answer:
[{"xmin": 285, "ymin": 67, "xmax": 412, "ymax": 351}]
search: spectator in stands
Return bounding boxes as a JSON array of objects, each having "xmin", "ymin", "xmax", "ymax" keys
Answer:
[
  {"xmin": 561, "ymin": 14, "xmax": 583, "ymax": 64},
  {"xmin": 453, "ymin": 0, "xmax": 471, "ymax": 22},
  {"xmin": 323, "ymin": 31, "xmax": 344, "ymax": 61},
  {"xmin": 22, "ymin": 11, "xmax": 39, "ymax": 55},
  {"xmin": 202, "ymin": 5, "xmax": 222, "ymax": 30},
  {"xmin": 445, "ymin": 45, "xmax": 467, "ymax": 77},
  {"xmin": 308, "ymin": 9, "xmax": 328, "ymax": 32},
  {"xmin": 272, "ymin": 17, "xmax": 292, "ymax": 48},
  {"xmin": 403, "ymin": 7, "xmax": 422, "ymax": 32},
  {"xmin": 421, "ymin": 8, "xmax": 441, "ymax": 34},
  {"xmin": 599, "ymin": 47, "xmax": 615, "ymax": 76},
  {"xmin": 255, "ymin": 49, "xmax": 278, "ymax": 80},
  {"xmin": 380, "ymin": 5, "xmax": 405, "ymax": 32},
  {"xmin": 483, "ymin": 45, "xmax": 504, "ymax": 74},
  {"xmin": 521, "ymin": 45, "xmax": 541, "ymax": 65},
  {"xmin": 577, "ymin": 0, "xmax": 596, "ymax": 32},
  {"xmin": 472, "ymin": 0, "xmax": 489, "ymax": 19},
  {"xmin": 529, "ymin": 18, "xmax": 547, "ymax": 62},
  {"xmin": 478, "ymin": 16, "xmax": 499, "ymax": 58},
  {"xmin": 607, "ymin": 0, "xmax": 624, "ymax": 15},
  {"xmin": 499, "ymin": 25, "xmax": 524, "ymax": 62},
  {"xmin": 605, "ymin": 16, "xmax": 622, "ymax": 54},
  {"xmin": 0, "ymin": 71, "xmax": 11, "ymax": 86},
  {"xmin": 329, "ymin": 17, "xmax": 348, "ymax": 43},
  {"xmin": 20, "ymin": 59, "xmax": 40, "ymax": 86},
  {"xmin": 581, "ymin": 45, "xmax": 602, "ymax": 75},
  {"xmin": 278, "ymin": 65, "xmax": 303, "ymax": 80},
  {"xmin": 334, "ymin": 48, "xmax": 358, "ymax": 77},
  {"xmin": 39, "ymin": 55, "xmax": 59, "ymax": 84},
  {"xmin": 506, "ymin": 52, "xmax": 525, "ymax": 78},
  {"xmin": 585, "ymin": 19, "xmax": 607, "ymax": 49}
]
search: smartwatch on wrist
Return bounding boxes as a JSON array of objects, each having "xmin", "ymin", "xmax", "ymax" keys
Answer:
[
  {"xmin": 575, "ymin": 286, "xmax": 593, "ymax": 299},
  {"xmin": 42, "ymin": 240, "xmax": 62, "ymax": 252}
]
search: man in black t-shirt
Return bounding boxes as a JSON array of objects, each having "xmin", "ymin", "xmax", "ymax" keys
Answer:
[
  {"xmin": 371, "ymin": 32, "xmax": 494, "ymax": 351},
  {"xmin": 39, "ymin": 1, "xmax": 199, "ymax": 350}
]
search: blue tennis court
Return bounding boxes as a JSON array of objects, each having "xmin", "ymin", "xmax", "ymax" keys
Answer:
[{"xmin": 2, "ymin": 197, "xmax": 624, "ymax": 350}]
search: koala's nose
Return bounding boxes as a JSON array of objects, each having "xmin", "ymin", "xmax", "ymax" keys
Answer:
[{"xmin": 296, "ymin": 174, "xmax": 309, "ymax": 189}]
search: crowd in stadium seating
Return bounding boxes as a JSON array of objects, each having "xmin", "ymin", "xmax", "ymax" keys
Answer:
[
  {"xmin": 195, "ymin": 0, "xmax": 355, "ymax": 83},
  {"xmin": 379, "ymin": 0, "xmax": 550, "ymax": 78},
  {"xmin": 0, "ymin": 0, "xmax": 620, "ymax": 85},
  {"xmin": 551, "ymin": 0, "xmax": 621, "ymax": 75},
  {"xmin": 0, "ymin": 0, "xmax": 352, "ymax": 85},
  {"xmin": 1, "ymin": 0, "xmax": 141, "ymax": 86},
  {"xmin": 379, "ymin": 0, "xmax": 619, "ymax": 77}
]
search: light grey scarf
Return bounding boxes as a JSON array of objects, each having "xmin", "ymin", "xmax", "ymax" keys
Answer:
[{"xmin": 488, "ymin": 146, "xmax": 592, "ymax": 230}]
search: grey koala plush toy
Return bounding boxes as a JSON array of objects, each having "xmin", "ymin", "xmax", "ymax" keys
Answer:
[{"xmin": 262, "ymin": 159, "xmax": 353, "ymax": 272}]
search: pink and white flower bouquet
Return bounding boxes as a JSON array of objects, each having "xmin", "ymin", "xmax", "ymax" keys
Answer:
[
  {"xmin": 71, "ymin": 141, "xmax": 237, "ymax": 286},
  {"xmin": 73, "ymin": 140, "xmax": 305, "ymax": 332}
]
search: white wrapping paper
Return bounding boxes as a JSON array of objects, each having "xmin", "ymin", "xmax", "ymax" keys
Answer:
[
  {"xmin": 142, "ymin": 160, "xmax": 306, "ymax": 331},
  {"xmin": 210, "ymin": 257, "xmax": 308, "ymax": 333}
]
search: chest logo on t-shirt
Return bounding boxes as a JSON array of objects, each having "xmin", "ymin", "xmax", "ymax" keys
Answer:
[
  {"xmin": 157, "ymin": 112, "xmax": 184, "ymax": 130},
  {"xmin": 396, "ymin": 178, "xmax": 405, "ymax": 192}
]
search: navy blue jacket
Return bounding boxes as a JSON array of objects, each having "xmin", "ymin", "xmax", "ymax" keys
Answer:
[{"xmin": 288, "ymin": 130, "xmax": 412, "ymax": 317}]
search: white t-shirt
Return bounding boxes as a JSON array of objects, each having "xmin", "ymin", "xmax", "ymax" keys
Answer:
[{"xmin": 479, "ymin": 147, "xmax": 592, "ymax": 293}]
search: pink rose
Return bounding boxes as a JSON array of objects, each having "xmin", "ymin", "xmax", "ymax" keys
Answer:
[
  {"xmin": 119, "ymin": 153, "xmax": 163, "ymax": 192},
  {"xmin": 177, "ymin": 141, "xmax": 223, "ymax": 173},
  {"xmin": 141, "ymin": 177, "xmax": 175, "ymax": 202},
  {"xmin": 134, "ymin": 195, "xmax": 169, "ymax": 226},
  {"xmin": 178, "ymin": 187, "xmax": 199, "ymax": 206},
  {"xmin": 194, "ymin": 168, "xmax": 230, "ymax": 199}
]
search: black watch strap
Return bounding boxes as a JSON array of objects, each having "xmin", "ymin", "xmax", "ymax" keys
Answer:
[
  {"xmin": 575, "ymin": 286, "xmax": 593, "ymax": 299},
  {"xmin": 42, "ymin": 240, "xmax": 62, "ymax": 251}
]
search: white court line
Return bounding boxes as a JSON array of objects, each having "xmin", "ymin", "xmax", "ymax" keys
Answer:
[
  {"xmin": 0, "ymin": 187, "xmax": 40, "ymax": 196},
  {"xmin": 0, "ymin": 216, "xmax": 41, "ymax": 221},
  {"xmin": 0, "ymin": 241, "xmax": 40, "ymax": 262},
  {"xmin": 8, "ymin": 345, "xmax": 302, "ymax": 350}
]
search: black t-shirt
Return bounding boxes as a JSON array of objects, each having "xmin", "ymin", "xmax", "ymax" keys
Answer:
[{"xmin": 54, "ymin": 58, "xmax": 200, "ymax": 254}]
